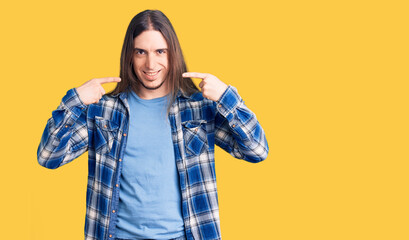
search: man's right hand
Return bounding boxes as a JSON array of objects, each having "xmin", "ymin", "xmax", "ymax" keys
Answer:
[{"xmin": 75, "ymin": 77, "xmax": 121, "ymax": 105}]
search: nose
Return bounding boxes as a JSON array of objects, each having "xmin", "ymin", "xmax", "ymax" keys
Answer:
[{"xmin": 145, "ymin": 54, "xmax": 156, "ymax": 70}]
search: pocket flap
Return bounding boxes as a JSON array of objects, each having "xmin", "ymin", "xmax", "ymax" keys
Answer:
[
  {"xmin": 94, "ymin": 116, "xmax": 119, "ymax": 131},
  {"xmin": 182, "ymin": 119, "xmax": 207, "ymax": 129}
]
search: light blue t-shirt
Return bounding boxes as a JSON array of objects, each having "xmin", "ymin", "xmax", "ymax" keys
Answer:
[{"xmin": 115, "ymin": 90, "xmax": 185, "ymax": 239}]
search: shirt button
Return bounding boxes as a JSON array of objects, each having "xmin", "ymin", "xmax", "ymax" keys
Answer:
[
  {"xmin": 218, "ymin": 104, "xmax": 222, "ymax": 108},
  {"xmin": 195, "ymin": 128, "xmax": 198, "ymax": 133},
  {"xmin": 112, "ymin": 210, "xmax": 115, "ymax": 213},
  {"xmin": 109, "ymin": 234, "xmax": 112, "ymax": 238},
  {"xmin": 65, "ymin": 125, "xmax": 68, "ymax": 128},
  {"xmin": 104, "ymin": 125, "xmax": 107, "ymax": 128},
  {"xmin": 119, "ymin": 159, "xmax": 122, "ymax": 162},
  {"xmin": 123, "ymin": 133, "xmax": 127, "ymax": 136},
  {"xmin": 116, "ymin": 184, "xmax": 119, "ymax": 187},
  {"xmin": 232, "ymin": 124, "xmax": 236, "ymax": 128}
]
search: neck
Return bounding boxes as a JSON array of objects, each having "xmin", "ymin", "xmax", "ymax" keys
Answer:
[{"xmin": 132, "ymin": 83, "xmax": 170, "ymax": 100}]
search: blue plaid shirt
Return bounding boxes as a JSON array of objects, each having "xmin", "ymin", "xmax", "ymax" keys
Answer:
[{"xmin": 37, "ymin": 85, "xmax": 269, "ymax": 240}]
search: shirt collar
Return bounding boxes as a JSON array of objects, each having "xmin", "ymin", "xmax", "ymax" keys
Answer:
[
  {"xmin": 114, "ymin": 89, "xmax": 190, "ymax": 100},
  {"xmin": 176, "ymin": 89, "xmax": 190, "ymax": 99}
]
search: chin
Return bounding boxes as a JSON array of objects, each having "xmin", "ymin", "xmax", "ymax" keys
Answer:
[{"xmin": 140, "ymin": 78, "xmax": 166, "ymax": 90}]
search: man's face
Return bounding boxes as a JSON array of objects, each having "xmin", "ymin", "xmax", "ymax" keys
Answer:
[{"xmin": 132, "ymin": 30, "xmax": 169, "ymax": 92}]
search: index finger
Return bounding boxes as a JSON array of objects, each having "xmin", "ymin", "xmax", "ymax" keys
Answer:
[
  {"xmin": 182, "ymin": 72, "xmax": 208, "ymax": 79},
  {"xmin": 98, "ymin": 77, "xmax": 122, "ymax": 84}
]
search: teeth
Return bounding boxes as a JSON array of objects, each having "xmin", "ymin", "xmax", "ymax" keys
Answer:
[{"xmin": 145, "ymin": 71, "xmax": 159, "ymax": 76}]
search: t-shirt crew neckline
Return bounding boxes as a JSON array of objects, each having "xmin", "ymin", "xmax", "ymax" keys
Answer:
[{"xmin": 130, "ymin": 90, "xmax": 169, "ymax": 104}]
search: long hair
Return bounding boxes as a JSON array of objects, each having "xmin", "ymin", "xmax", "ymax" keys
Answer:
[{"xmin": 107, "ymin": 9, "xmax": 199, "ymax": 112}]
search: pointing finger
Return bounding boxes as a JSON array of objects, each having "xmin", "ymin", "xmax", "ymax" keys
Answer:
[
  {"xmin": 98, "ymin": 77, "xmax": 122, "ymax": 84},
  {"xmin": 182, "ymin": 72, "xmax": 208, "ymax": 79}
]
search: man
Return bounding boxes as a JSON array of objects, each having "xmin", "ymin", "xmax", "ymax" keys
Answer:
[{"xmin": 37, "ymin": 9, "xmax": 268, "ymax": 240}]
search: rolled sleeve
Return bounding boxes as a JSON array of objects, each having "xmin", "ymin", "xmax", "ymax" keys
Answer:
[
  {"xmin": 62, "ymin": 88, "xmax": 88, "ymax": 118},
  {"xmin": 215, "ymin": 85, "xmax": 242, "ymax": 119},
  {"xmin": 214, "ymin": 85, "xmax": 269, "ymax": 163}
]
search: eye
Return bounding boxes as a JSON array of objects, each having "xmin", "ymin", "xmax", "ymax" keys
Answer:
[
  {"xmin": 157, "ymin": 49, "xmax": 166, "ymax": 54},
  {"xmin": 135, "ymin": 50, "xmax": 145, "ymax": 55}
]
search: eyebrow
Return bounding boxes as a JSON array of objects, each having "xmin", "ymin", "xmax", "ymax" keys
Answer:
[{"xmin": 134, "ymin": 47, "xmax": 168, "ymax": 52}]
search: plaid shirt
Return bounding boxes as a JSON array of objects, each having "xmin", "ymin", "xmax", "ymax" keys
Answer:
[{"xmin": 37, "ymin": 85, "xmax": 268, "ymax": 240}]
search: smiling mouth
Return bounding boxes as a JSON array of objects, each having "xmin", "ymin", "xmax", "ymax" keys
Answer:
[{"xmin": 143, "ymin": 70, "xmax": 161, "ymax": 77}]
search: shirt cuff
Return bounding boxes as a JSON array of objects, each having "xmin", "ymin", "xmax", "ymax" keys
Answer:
[
  {"xmin": 215, "ymin": 85, "xmax": 242, "ymax": 118},
  {"xmin": 62, "ymin": 88, "xmax": 88, "ymax": 118}
]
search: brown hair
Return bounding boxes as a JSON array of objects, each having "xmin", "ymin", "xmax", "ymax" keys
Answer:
[{"xmin": 107, "ymin": 9, "xmax": 199, "ymax": 111}]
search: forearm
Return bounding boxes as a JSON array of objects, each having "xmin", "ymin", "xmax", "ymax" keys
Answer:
[
  {"xmin": 37, "ymin": 88, "xmax": 89, "ymax": 169},
  {"xmin": 215, "ymin": 85, "xmax": 269, "ymax": 163}
]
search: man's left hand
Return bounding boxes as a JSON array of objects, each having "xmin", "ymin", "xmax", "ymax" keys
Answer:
[{"xmin": 182, "ymin": 72, "xmax": 228, "ymax": 102}]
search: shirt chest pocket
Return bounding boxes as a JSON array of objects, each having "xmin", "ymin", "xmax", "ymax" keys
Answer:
[
  {"xmin": 94, "ymin": 116, "xmax": 120, "ymax": 156},
  {"xmin": 182, "ymin": 119, "xmax": 209, "ymax": 157}
]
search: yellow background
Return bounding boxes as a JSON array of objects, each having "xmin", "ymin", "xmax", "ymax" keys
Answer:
[{"xmin": 1, "ymin": 0, "xmax": 408, "ymax": 239}]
